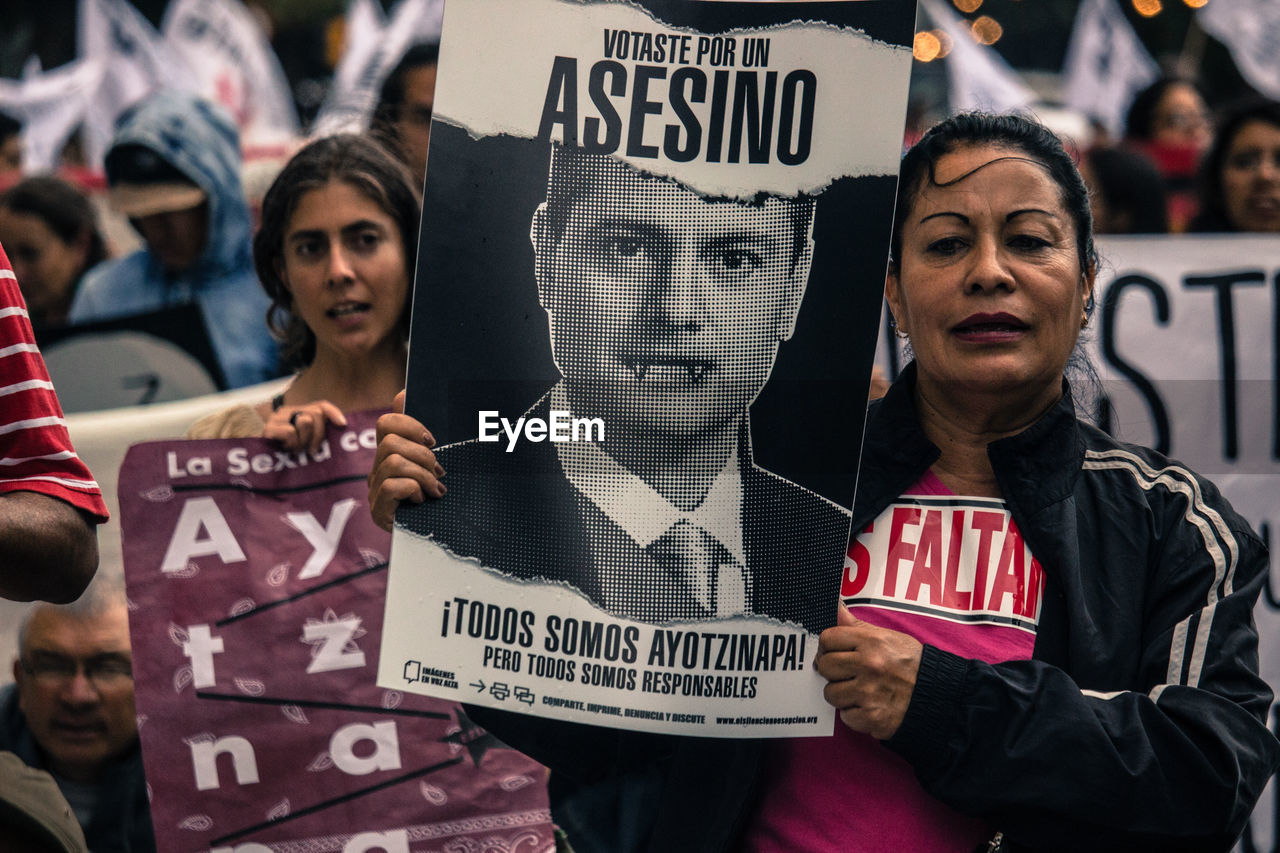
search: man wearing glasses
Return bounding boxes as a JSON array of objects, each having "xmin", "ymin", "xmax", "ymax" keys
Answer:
[{"xmin": 1, "ymin": 578, "xmax": 153, "ymax": 852}]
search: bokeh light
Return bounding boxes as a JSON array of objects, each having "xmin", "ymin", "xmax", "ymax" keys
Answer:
[
  {"xmin": 953, "ymin": 0, "xmax": 983, "ymax": 12},
  {"xmin": 971, "ymin": 15, "xmax": 1003, "ymax": 45},
  {"xmin": 934, "ymin": 30, "xmax": 953, "ymax": 58},
  {"xmin": 1132, "ymin": 0, "xmax": 1163, "ymax": 16},
  {"xmin": 1181, "ymin": 0, "xmax": 1207, "ymax": 7},
  {"xmin": 913, "ymin": 31, "xmax": 942, "ymax": 62}
]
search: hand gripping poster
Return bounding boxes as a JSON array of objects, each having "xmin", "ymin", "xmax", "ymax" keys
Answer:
[
  {"xmin": 117, "ymin": 414, "xmax": 555, "ymax": 853},
  {"xmin": 379, "ymin": 0, "xmax": 916, "ymax": 737}
]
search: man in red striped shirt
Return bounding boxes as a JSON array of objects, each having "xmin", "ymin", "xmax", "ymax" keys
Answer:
[{"xmin": 0, "ymin": 243, "xmax": 107, "ymax": 603}]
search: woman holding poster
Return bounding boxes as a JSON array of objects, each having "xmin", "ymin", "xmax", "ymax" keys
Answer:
[
  {"xmin": 150, "ymin": 135, "xmax": 557, "ymax": 852},
  {"xmin": 188, "ymin": 134, "xmax": 419, "ymax": 442},
  {"xmin": 371, "ymin": 113, "xmax": 1278, "ymax": 852}
]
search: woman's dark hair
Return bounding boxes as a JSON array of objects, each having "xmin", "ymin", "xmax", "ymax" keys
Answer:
[
  {"xmin": 0, "ymin": 112, "xmax": 20, "ymax": 146},
  {"xmin": 254, "ymin": 134, "xmax": 420, "ymax": 369},
  {"xmin": 0, "ymin": 175, "xmax": 108, "ymax": 270},
  {"xmin": 1085, "ymin": 146, "xmax": 1169, "ymax": 234},
  {"xmin": 370, "ymin": 43, "xmax": 439, "ymax": 158},
  {"xmin": 1124, "ymin": 77, "xmax": 1202, "ymax": 142},
  {"xmin": 1190, "ymin": 97, "xmax": 1280, "ymax": 233},
  {"xmin": 890, "ymin": 112, "xmax": 1097, "ymax": 278}
]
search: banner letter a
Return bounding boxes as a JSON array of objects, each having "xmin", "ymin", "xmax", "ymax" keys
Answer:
[{"xmin": 161, "ymin": 497, "xmax": 247, "ymax": 573}]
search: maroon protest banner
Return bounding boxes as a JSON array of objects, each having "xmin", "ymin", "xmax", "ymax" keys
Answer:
[{"xmin": 118, "ymin": 412, "xmax": 553, "ymax": 853}]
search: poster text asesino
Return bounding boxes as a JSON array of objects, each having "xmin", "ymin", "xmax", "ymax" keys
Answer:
[{"xmin": 537, "ymin": 28, "xmax": 814, "ymax": 165}]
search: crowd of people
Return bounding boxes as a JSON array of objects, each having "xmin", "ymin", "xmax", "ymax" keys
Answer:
[
  {"xmin": 0, "ymin": 28, "xmax": 1278, "ymax": 853},
  {"xmin": 1077, "ymin": 78, "xmax": 1280, "ymax": 236},
  {"xmin": 0, "ymin": 44, "xmax": 442, "ymax": 853},
  {"xmin": 0, "ymin": 43, "xmax": 444, "ymax": 399},
  {"xmin": 0, "ymin": 70, "xmax": 1275, "ymax": 382}
]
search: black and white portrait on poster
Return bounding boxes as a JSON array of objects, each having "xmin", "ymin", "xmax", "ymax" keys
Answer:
[{"xmin": 379, "ymin": 0, "xmax": 916, "ymax": 736}]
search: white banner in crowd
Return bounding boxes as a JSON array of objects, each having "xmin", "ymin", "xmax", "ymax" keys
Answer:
[
  {"xmin": 313, "ymin": 0, "xmax": 384, "ymax": 136},
  {"xmin": 917, "ymin": 0, "xmax": 1035, "ymax": 114},
  {"xmin": 77, "ymin": 0, "xmax": 198, "ymax": 168},
  {"xmin": 161, "ymin": 0, "xmax": 300, "ymax": 149},
  {"xmin": 0, "ymin": 58, "xmax": 104, "ymax": 172},
  {"xmin": 311, "ymin": 0, "xmax": 444, "ymax": 137},
  {"xmin": 1061, "ymin": 0, "xmax": 1158, "ymax": 137},
  {"xmin": 7, "ymin": 0, "xmax": 439, "ymax": 171},
  {"xmin": 1199, "ymin": 0, "xmax": 1280, "ymax": 103},
  {"xmin": 1084, "ymin": 236, "xmax": 1277, "ymax": 508}
]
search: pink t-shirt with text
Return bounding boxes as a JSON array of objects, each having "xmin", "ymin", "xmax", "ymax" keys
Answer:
[{"xmin": 741, "ymin": 471, "xmax": 1045, "ymax": 852}]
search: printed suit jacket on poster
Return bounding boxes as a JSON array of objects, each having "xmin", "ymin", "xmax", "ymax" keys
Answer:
[{"xmin": 396, "ymin": 395, "xmax": 850, "ymax": 636}]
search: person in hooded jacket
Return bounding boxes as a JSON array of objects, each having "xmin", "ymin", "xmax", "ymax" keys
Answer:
[{"xmin": 68, "ymin": 91, "xmax": 279, "ymax": 388}]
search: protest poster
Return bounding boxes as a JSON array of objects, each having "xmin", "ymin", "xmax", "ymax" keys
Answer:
[
  {"xmin": 118, "ymin": 412, "xmax": 554, "ymax": 853},
  {"xmin": 378, "ymin": 0, "xmax": 916, "ymax": 737}
]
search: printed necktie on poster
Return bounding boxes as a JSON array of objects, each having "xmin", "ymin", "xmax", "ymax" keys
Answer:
[{"xmin": 648, "ymin": 519, "xmax": 746, "ymax": 618}]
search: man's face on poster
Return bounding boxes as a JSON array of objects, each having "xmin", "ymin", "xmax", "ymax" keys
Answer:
[{"xmin": 533, "ymin": 154, "xmax": 813, "ymax": 441}]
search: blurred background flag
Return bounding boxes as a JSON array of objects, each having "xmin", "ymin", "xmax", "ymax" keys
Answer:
[
  {"xmin": 77, "ymin": 0, "xmax": 197, "ymax": 168},
  {"xmin": 311, "ymin": 0, "xmax": 443, "ymax": 136},
  {"xmin": 310, "ymin": 0, "xmax": 385, "ymax": 135},
  {"xmin": 0, "ymin": 57, "xmax": 104, "ymax": 172},
  {"xmin": 918, "ymin": 0, "xmax": 1035, "ymax": 114},
  {"xmin": 1198, "ymin": 0, "xmax": 1280, "ymax": 102},
  {"xmin": 162, "ymin": 0, "xmax": 300, "ymax": 150},
  {"xmin": 1062, "ymin": 0, "xmax": 1158, "ymax": 137}
]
